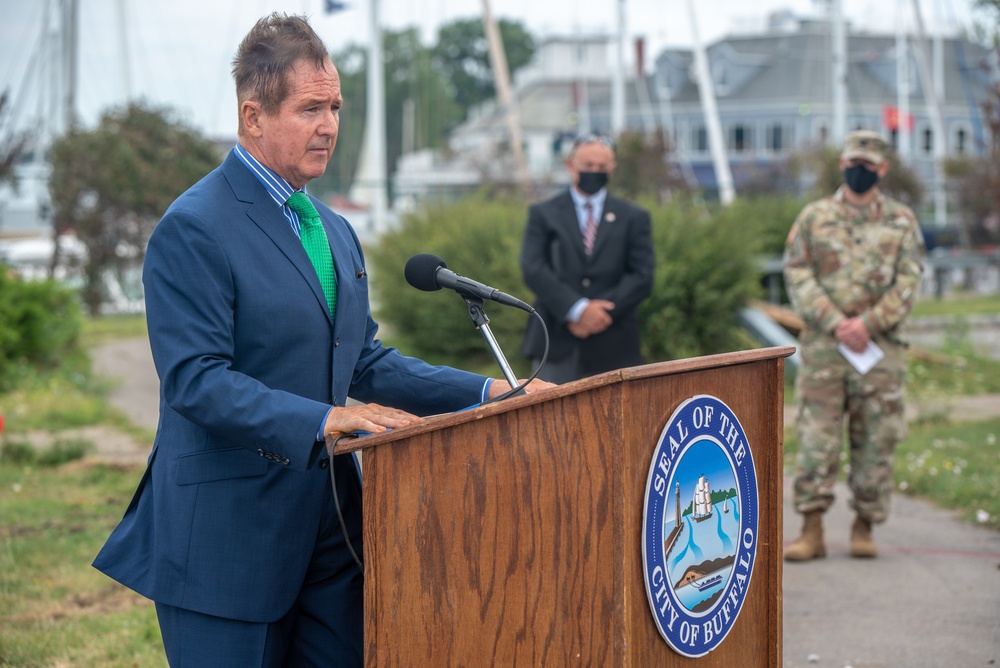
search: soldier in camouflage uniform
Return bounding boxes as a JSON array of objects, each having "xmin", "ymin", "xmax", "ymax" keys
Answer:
[{"xmin": 783, "ymin": 130, "xmax": 925, "ymax": 561}]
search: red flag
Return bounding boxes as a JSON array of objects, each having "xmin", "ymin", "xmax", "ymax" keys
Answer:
[
  {"xmin": 882, "ymin": 105, "xmax": 899, "ymax": 130},
  {"xmin": 882, "ymin": 105, "xmax": 913, "ymax": 131}
]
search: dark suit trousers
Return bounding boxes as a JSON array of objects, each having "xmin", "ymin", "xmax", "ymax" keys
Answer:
[{"xmin": 155, "ymin": 454, "xmax": 364, "ymax": 667}]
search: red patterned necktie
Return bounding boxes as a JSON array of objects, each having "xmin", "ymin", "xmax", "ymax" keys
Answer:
[{"xmin": 583, "ymin": 201, "xmax": 598, "ymax": 256}]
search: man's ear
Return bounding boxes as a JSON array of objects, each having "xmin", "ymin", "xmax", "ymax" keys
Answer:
[{"xmin": 241, "ymin": 100, "xmax": 264, "ymax": 138}]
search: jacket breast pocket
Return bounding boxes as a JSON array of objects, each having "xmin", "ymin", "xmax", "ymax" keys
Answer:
[{"xmin": 174, "ymin": 447, "xmax": 268, "ymax": 486}]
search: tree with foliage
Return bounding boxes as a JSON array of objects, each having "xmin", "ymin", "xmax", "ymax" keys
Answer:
[
  {"xmin": 322, "ymin": 28, "xmax": 462, "ymax": 198},
  {"xmin": 943, "ymin": 0, "xmax": 1000, "ymax": 247},
  {"xmin": 0, "ymin": 91, "xmax": 32, "ymax": 190},
  {"xmin": 613, "ymin": 130, "xmax": 690, "ymax": 202},
  {"xmin": 47, "ymin": 102, "xmax": 219, "ymax": 314},
  {"xmin": 431, "ymin": 18, "xmax": 536, "ymax": 120}
]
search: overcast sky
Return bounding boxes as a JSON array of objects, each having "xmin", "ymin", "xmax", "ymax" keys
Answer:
[{"xmin": 0, "ymin": 0, "xmax": 979, "ymax": 141}]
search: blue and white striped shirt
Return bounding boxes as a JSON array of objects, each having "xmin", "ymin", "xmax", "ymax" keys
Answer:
[
  {"xmin": 233, "ymin": 143, "xmax": 308, "ymax": 238},
  {"xmin": 231, "ymin": 144, "xmax": 494, "ymax": 413}
]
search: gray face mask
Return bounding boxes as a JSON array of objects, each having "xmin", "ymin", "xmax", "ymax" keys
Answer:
[{"xmin": 577, "ymin": 171, "xmax": 609, "ymax": 195}]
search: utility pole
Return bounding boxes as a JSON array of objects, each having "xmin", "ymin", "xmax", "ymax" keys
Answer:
[
  {"xmin": 117, "ymin": 0, "xmax": 132, "ymax": 102},
  {"xmin": 684, "ymin": 0, "xmax": 734, "ymax": 204},
  {"xmin": 481, "ymin": 0, "xmax": 531, "ymax": 197}
]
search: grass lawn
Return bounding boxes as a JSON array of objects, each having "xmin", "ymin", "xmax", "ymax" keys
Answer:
[
  {"xmin": 911, "ymin": 292, "xmax": 1000, "ymax": 318},
  {"xmin": 0, "ymin": 454, "xmax": 166, "ymax": 667},
  {"xmin": 2, "ymin": 305, "xmax": 998, "ymax": 664}
]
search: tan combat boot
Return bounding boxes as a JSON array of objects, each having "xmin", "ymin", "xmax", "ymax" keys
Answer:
[
  {"xmin": 784, "ymin": 510, "xmax": 826, "ymax": 562},
  {"xmin": 850, "ymin": 516, "xmax": 878, "ymax": 558}
]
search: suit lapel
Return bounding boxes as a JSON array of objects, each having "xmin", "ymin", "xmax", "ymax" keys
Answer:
[
  {"xmin": 552, "ymin": 191, "xmax": 588, "ymax": 257},
  {"xmin": 222, "ymin": 154, "xmax": 333, "ymax": 323}
]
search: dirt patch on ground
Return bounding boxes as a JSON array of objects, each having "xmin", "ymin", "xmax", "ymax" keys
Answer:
[
  {"xmin": 4, "ymin": 582, "xmax": 151, "ymax": 625},
  {"xmin": 15, "ymin": 425, "xmax": 150, "ymax": 466}
]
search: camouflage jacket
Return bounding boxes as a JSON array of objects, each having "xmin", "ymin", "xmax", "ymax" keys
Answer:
[{"xmin": 783, "ymin": 186, "xmax": 925, "ymax": 342}]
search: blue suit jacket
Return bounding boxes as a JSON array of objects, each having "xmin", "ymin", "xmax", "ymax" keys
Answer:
[{"xmin": 94, "ymin": 151, "xmax": 487, "ymax": 623}]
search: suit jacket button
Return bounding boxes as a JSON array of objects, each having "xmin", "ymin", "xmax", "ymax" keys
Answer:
[
  {"xmin": 265, "ymin": 453, "xmax": 274, "ymax": 460},
  {"xmin": 281, "ymin": 457, "xmax": 290, "ymax": 466},
  {"xmin": 581, "ymin": 278, "xmax": 592, "ymax": 288},
  {"xmin": 319, "ymin": 458, "xmax": 330, "ymax": 469},
  {"xmin": 257, "ymin": 449, "xmax": 265, "ymax": 457}
]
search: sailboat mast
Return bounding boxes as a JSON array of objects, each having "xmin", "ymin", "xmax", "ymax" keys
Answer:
[
  {"xmin": 683, "ymin": 0, "xmax": 734, "ymax": 205},
  {"xmin": 611, "ymin": 0, "xmax": 626, "ymax": 135},
  {"xmin": 831, "ymin": 0, "xmax": 847, "ymax": 144},
  {"xmin": 62, "ymin": 0, "xmax": 78, "ymax": 131},
  {"xmin": 358, "ymin": 0, "xmax": 388, "ymax": 234}
]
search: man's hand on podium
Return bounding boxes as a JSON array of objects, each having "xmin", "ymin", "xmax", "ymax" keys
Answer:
[
  {"xmin": 324, "ymin": 403, "xmax": 423, "ymax": 455},
  {"xmin": 488, "ymin": 378, "xmax": 556, "ymax": 399}
]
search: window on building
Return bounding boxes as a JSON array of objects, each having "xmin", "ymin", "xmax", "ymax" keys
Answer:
[
  {"xmin": 729, "ymin": 124, "xmax": 753, "ymax": 153},
  {"xmin": 765, "ymin": 124, "xmax": 791, "ymax": 153},
  {"xmin": 693, "ymin": 126, "xmax": 708, "ymax": 153},
  {"xmin": 954, "ymin": 127, "xmax": 968, "ymax": 154},
  {"xmin": 922, "ymin": 127, "xmax": 933, "ymax": 154}
]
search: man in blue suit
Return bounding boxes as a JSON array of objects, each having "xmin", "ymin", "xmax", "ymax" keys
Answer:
[{"xmin": 94, "ymin": 13, "xmax": 548, "ymax": 666}]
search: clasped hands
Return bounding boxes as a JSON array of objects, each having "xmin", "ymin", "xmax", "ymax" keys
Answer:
[
  {"xmin": 835, "ymin": 316, "xmax": 871, "ymax": 353},
  {"xmin": 567, "ymin": 299, "xmax": 614, "ymax": 339}
]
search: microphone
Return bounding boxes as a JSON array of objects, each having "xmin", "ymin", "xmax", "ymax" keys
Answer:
[{"xmin": 404, "ymin": 253, "xmax": 534, "ymax": 313}]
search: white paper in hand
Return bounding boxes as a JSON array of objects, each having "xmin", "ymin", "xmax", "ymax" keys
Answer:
[{"xmin": 838, "ymin": 341, "xmax": 884, "ymax": 375}]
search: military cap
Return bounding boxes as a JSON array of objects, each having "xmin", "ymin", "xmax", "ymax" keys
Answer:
[{"xmin": 842, "ymin": 130, "xmax": 888, "ymax": 164}]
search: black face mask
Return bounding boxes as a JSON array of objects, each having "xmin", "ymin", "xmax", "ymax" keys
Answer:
[
  {"xmin": 577, "ymin": 171, "xmax": 609, "ymax": 195},
  {"xmin": 843, "ymin": 164, "xmax": 879, "ymax": 194}
]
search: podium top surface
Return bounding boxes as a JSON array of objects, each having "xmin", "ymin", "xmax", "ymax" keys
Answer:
[{"xmin": 331, "ymin": 346, "xmax": 795, "ymax": 454}]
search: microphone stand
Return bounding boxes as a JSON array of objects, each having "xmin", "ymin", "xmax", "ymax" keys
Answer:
[{"xmin": 462, "ymin": 295, "xmax": 525, "ymax": 396}]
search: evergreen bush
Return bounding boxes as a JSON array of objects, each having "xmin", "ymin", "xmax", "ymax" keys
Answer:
[
  {"xmin": 368, "ymin": 193, "xmax": 774, "ymax": 374},
  {"xmin": 640, "ymin": 198, "xmax": 763, "ymax": 362},
  {"xmin": 0, "ymin": 268, "xmax": 86, "ymax": 391},
  {"xmin": 366, "ymin": 194, "xmax": 533, "ymax": 376}
]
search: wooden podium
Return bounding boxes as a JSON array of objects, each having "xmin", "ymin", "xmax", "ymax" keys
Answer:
[{"xmin": 334, "ymin": 346, "xmax": 794, "ymax": 666}]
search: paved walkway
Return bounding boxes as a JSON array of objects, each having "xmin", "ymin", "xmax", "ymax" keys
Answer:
[{"xmin": 91, "ymin": 338, "xmax": 1000, "ymax": 666}]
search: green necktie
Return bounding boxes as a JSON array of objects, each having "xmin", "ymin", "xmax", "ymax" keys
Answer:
[{"xmin": 286, "ymin": 191, "xmax": 337, "ymax": 319}]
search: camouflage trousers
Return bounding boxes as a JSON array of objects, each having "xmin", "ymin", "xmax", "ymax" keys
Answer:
[{"xmin": 792, "ymin": 335, "xmax": 907, "ymax": 523}]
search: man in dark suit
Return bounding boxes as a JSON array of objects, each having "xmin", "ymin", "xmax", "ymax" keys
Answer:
[
  {"xmin": 93, "ymin": 13, "xmax": 548, "ymax": 666},
  {"xmin": 520, "ymin": 133, "xmax": 655, "ymax": 383}
]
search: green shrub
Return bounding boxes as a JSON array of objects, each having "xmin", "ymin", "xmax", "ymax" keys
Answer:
[
  {"xmin": 36, "ymin": 438, "xmax": 92, "ymax": 467},
  {"xmin": 0, "ymin": 268, "xmax": 86, "ymax": 391},
  {"xmin": 714, "ymin": 195, "xmax": 805, "ymax": 258},
  {"xmin": 640, "ymin": 197, "xmax": 763, "ymax": 362},
  {"xmin": 368, "ymin": 192, "xmax": 769, "ymax": 372},
  {"xmin": 0, "ymin": 439, "xmax": 36, "ymax": 465},
  {"xmin": 367, "ymin": 193, "xmax": 533, "ymax": 375}
]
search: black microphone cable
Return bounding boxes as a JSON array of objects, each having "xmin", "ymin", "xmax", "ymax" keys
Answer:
[{"xmin": 328, "ymin": 432, "xmax": 365, "ymax": 575}]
